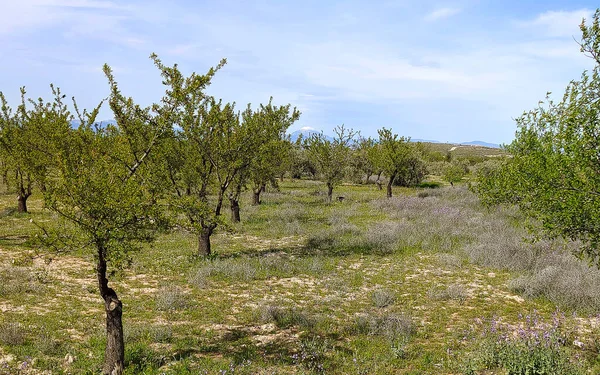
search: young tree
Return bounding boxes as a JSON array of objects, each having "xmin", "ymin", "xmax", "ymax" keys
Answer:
[
  {"xmin": 162, "ymin": 98, "xmax": 240, "ymax": 256},
  {"xmin": 236, "ymin": 100, "xmax": 300, "ymax": 208},
  {"xmin": 0, "ymin": 86, "xmax": 70, "ymax": 212},
  {"xmin": 152, "ymin": 55, "xmax": 270, "ymax": 255},
  {"xmin": 393, "ymin": 142, "xmax": 428, "ymax": 188},
  {"xmin": 350, "ymin": 136, "xmax": 377, "ymax": 184},
  {"xmin": 474, "ymin": 10, "xmax": 600, "ymax": 263},
  {"xmin": 287, "ymin": 137, "xmax": 316, "ymax": 179},
  {"xmin": 305, "ymin": 125, "xmax": 357, "ymax": 202},
  {"xmin": 41, "ymin": 67, "xmax": 169, "ymax": 374},
  {"xmin": 376, "ymin": 128, "xmax": 412, "ymax": 197},
  {"xmin": 442, "ymin": 160, "xmax": 469, "ymax": 186},
  {"xmin": 442, "ymin": 159, "xmax": 469, "ymax": 186}
]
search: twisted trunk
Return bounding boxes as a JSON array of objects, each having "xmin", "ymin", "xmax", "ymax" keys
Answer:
[
  {"xmin": 376, "ymin": 171, "xmax": 383, "ymax": 191},
  {"xmin": 198, "ymin": 226, "xmax": 214, "ymax": 257},
  {"xmin": 253, "ymin": 184, "xmax": 265, "ymax": 206},
  {"xmin": 230, "ymin": 198, "xmax": 240, "ymax": 223},
  {"xmin": 97, "ymin": 246, "xmax": 124, "ymax": 375},
  {"xmin": 17, "ymin": 194, "xmax": 28, "ymax": 213},
  {"xmin": 327, "ymin": 182, "xmax": 334, "ymax": 203},
  {"xmin": 387, "ymin": 173, "xmax": 396, "ymax": 198},
  {"xmin": 17, "ymin": 179, "xmax": 32, "ymax": 213}
]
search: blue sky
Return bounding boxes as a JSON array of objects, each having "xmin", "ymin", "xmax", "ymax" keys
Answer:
[{"xmin": 0, "ymin": 0, "xmax": 597, "ymax": 144}]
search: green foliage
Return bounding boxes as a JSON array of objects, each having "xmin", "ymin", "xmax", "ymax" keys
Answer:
[
  {"xmin": 462, "ymin": 314, "xmax": 583, "ymax": 375},
  {"xmin": 287, "ymin": 138, "xmax": 316, "ymax": 179},
  {"xmin": 41, "ymin": 67, "xmax": 166, "ymax": 267},
  {"xmin": 305, "ymin": 124, "xmax": 357, "ymax": 201},
  {"xmin": 0, "ymin": 86, "xmax": 71, "ymax": 212},
  {"xmin": 473, "ymin": 11, "xmax": 600, "ymax": 263},
  {"xmin": 374, "ymin": 128, "xmax": 427, "ymax": 196},
  {"xmin": 153, "ymin": 52, "xmax": 298, "ymax": 250},
  {"xmin": 443, "ymin": 160, "xmax": 469, "ymax": 185},
  {"xmin": 349, "ymin": 136, "xmax": 378, "ymax": 183},
  {"xmin": 242, "ymin": 99, "xmax": 300, "ymax": 197}
]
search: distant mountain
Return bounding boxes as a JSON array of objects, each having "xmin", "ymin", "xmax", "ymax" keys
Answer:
[
  {"xmin": 460, "ymin": 141, "xmax": 501, "ymax": 148},
  {"xmin": 288, "ymin": 128, "xmax": 334, "ymax": 142},
  {"xmin": 411, "ymin": 138, "xmax": 441, "ymax": 144}
]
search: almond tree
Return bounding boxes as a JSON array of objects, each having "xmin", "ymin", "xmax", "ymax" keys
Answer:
[
  {"xmin": 305, "ymin": 125, "xmax": 357, "ymax": 202},
  {"xmin": 474, "ymin": 10, "xmax": 600, "ymax": 263},
  {"xmin": 0, "ymin": 86, "xmax": 70, "ymax": 212},
  {"xmin": 249, "ymin": 101, "xmax": 300, "ymax": 206},
  {"xmin": 152, "ymin": 55, "xmax": 262, "ymax": 255},
  {"xmin": 41, "ymin": 66, "xmax": 169, "ymax": 374},
  {"xmin": 376, "ymin": 128, "xmax": 426, "ymax": 197}
]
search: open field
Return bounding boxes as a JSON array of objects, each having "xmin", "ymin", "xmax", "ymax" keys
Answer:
[{"xmin": 1, "ymin": 180, "xmax": 600, "ymax": 374}]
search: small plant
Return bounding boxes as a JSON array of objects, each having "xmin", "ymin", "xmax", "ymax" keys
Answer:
[
  {"xmin": 353, "ymin": 312, "xmax": 416, "ymax": 342},
  {"xmin": 390, "ymin": 336, "xmax": 410, "ymax": 359},
  {"xmin": 155, "ymin": 286, "xmax": 189, "ymax": 311},
  {"xmin": 371, "ymin": 288, "xmax": 396, "ymax": 308},
  {"xmin": 256, "ymin": 304, "xmax": 315, "ymax": 329},
  {"xmin": 427, "ymin": 283, "xmax": 467, "ymax": 303},
  {"xmin": 292, "ymin": 334, "xmax": 330, "ymax": 374},
  {"xmin": 462, "ymin": 312, "xmax": 584, "ymax": 375},
  {"xmin": 0, "ymin": 322, "xmax": 26, "ymax": 346}
]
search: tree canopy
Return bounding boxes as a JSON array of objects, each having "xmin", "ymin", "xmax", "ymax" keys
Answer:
[{"xmin": 474, "ymin": 10, "xmax": 600, "ymax": 264}]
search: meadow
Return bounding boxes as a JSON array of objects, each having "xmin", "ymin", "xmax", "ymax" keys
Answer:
[{"xmin": 1, "ymin": 177, "xmax": 600, "ymax": 374}]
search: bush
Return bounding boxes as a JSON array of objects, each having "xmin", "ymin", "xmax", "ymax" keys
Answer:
[
  {"xmin": 292, "ymin": 334, "xmax": 330, "ymax": 374},
  {"xmin": 427, "ymin": 283, "xmax": 467, "ymax": 303},
  {"xmin": 0, "ymin": 322, "xmax": 26, "ymax": 346},
  {"xmin": 353, "ymin": 312, "xmax": 416, "ymax": 342},
  {"xmin": 0, "ymin": 266, "xmax": 44, "ymax": 297},
  {"xmin": 256, "ymin": 304, "xmax": 315, "ymax": 329},
  {"xmin": 125, "ymin": 342, "xmax": 166, "ymax": 373},
  {"xmin": 371, "ymin": 288, "xmax": 396, "ymax": 308},
  {"xmin": 462, "ymin": 313, "xmax": 584, "ymax": 375},
  {"xmin": 155, "ymin": 286, "xmax": 189, "ymax": 311}
]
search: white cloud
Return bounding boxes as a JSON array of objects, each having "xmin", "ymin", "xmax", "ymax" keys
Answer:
[
  {"xmin": 424, "ymin": 7, "xmax": 461, "ymax": 22},
  {"xmin": 519, "ymin": 9, "xmax": 592, "ymax": 37},
  {"xmin": 0, "ymin": 0, "xmax": 143, "ymax": 47}
]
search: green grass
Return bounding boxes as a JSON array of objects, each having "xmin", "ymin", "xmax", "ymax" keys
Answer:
[{"xmin": 1, "ymin": 179, "xmax": 600, "ymax": 374}]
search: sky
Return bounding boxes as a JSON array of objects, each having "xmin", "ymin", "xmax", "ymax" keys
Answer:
[{"xmin": 0, "ymin": 0, "xmax": 598, "ymax": 144}]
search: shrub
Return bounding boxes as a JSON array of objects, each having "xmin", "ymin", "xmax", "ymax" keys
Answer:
[
  {"xmin": 292, "ymin": 334, "xmax": 330, "ymax": 374},
  {"xmin": 371, "ymin": 288, "xmax": 396, "ymax": 308},
  {"xmin": 0, "ymin": 266, "xmax": 44, "ymax": 297},
  {"xmin": 353, "ymin": 312, "xmax": 415, "ymax": 342},
  {"xmin": 427, "ymin": 283, "xmax": 467, "ymax": 303},
  {"xmin": 155, "ymin": 286, "xmax": 189, "ymax": 311},
  {"xmin": 462, "ymin": 313, "xmax": 584, "ymax": 375},
  {"xmin": 256, "ymin": 304, "xmax": 315, "ymax": 329},
  {"xmin": 0, "ymin": 322, "xmax": 26, "ymax": 346}
]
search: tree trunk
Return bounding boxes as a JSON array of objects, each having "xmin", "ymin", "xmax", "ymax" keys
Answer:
[
  {"xmin": 252, "ymin": 190, "xmax": 261, "ymax": 206},
  {"xmin": 97, "ymin": 247, "xmax": 124, "ymax": 375},
  {"xmin": 376, "ymin": 172, "xmax": 383, "ymax": 190},
  {"xmin": 327, "ymin": 183, "xmax": 333, "ymax": 203},
  {"xmin": 103, "ymin": 294, "xmax": 124, "ymax": 375},
  {"xmin": 230, "ymin": 198, "xmax": 240, "ymax": 223},
  {"xmin": 387, "ymin": 181, "xmax": 393, "ymax": 198},
  {"xmin": 260, "ymin": 183, "xmax": 266, "ymax": 193},
  {"xmin": 17, "ymin": 194, "xmax": 28, "ymax": 213},
  {"xmin": 198, "ymin": 227, "xmax": 213, "ymax": 257}
]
